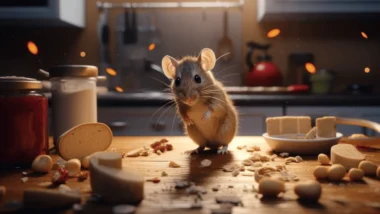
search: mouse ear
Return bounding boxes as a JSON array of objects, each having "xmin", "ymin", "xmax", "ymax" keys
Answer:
[
  {"xmin": 161, "ymin": 55, "xmax": 178, "ymax": 79},
  {"xmin": 198, "ymin": 48, "xmax": 216, "ymax": 71}
]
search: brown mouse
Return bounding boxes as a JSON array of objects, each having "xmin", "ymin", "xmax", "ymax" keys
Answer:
[{"xmin": 161, "ymin": 48, "xmax": 238, "ymax": 155}]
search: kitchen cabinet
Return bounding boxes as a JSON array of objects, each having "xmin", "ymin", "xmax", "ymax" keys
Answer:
[
  {"xmin": 0, "ymin": 0, "xmax": 85, "ymax": 28},
  {"xmin": 286, "ymin": 106, "xmax": 380, "ymax": 136},
  {"xmin": 97, "ymin": 106, "xmax": 283, "ymax": 136},
  {"xmin": 257, "ymin": 0, "xmax": 380, "ymax": 22}
]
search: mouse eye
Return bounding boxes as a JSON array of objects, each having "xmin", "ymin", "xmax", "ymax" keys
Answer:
[
  {"xmin": 174, "ymin": 77, "xmax": 181, "ymax": 87},
  {"xmin": 194, "ymin": 75, "xmax": 201, "ymax": 84}
]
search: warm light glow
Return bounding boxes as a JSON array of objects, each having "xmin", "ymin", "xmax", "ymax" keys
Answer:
[
  {"xmin": 80, "ymin": 51, "xmax": 86, "ymax": 57},
  {"xmin": 364, "ymin": 67, "xmax": 370, "ymax": 73},
  {"xmin": 361, "ymin": 32, "xmax": 368, "ymax": 39},
  {"xmin": 27, "ymin": 41, "xmax": 38, "ymax": 55},
  {"xmin": 115, "ymin": 86, "xmax": 124, "ymax": 92},
  {"xmin": 106, "ymin": 68, "xmax": 117, "ymax": 76},
  {"xmin": 148, "ymin": 43, "xmax": 156, "ymax": 51},
  {"xmin": 305, "ymin": 62, "xmax": 316, "ymax": 74},
  {"xmin": 267, "ymin": 29, "xmax": 280, "ymax": 38}
]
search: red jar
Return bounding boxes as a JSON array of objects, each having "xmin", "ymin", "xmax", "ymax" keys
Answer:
[{"xmin": 0, "ymin": 77, "xmax": 48, "ymax": 168}]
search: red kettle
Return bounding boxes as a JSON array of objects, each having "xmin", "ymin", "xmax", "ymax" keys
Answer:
[{"xmin": 246, "ymin": 41, "xmax": 283, "ymax": 86}]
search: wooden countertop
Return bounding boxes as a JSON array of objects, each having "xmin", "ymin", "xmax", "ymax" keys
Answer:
[{"xmin": 1, "ymin": 136, "xmax": 380, "ymax": 213}]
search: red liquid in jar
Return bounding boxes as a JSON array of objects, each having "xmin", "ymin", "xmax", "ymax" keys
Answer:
[{"xmin": 0, "ymin": 94, "xmax": 48, "ymax": 168}]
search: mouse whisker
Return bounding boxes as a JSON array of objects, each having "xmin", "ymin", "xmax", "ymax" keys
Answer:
[
  {"xmin": 214, "ymin": 65, "xmax": 238, "ymax": 75},
  {"xmin": 148, "ymin": 76, "xmax": 172, "ymax": 89},
  {"xmin": 147, "ymin": 100, "xmax": 176, "ymax": 127},
  {"xmin": 219, "ymin": 73, "xmax": 240, "ymax": 79},
  {"xmin": 201, "ymin": 95, "xmax": 229, "ymax": 110},
  {"xmin": 154, "ymin": 101, "xmax": 177, "ymax": 130},
  {"xmin": 216, "ymin": 52, "xmax": 232, "ymax": 62}
]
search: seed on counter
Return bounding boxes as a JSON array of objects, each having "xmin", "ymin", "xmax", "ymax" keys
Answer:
[
  {"xmin": 32, "ymin": 154, "xmax": 53, "ymax": 173},
  {"xmin": 21, "ymin": 177, "xmax": 28, "ymax": 183},
  {"xmin": 140, "ymin": 150, "xmax": 149, "ymax": 156},
  {"xmin": 279, "ymin": 152, "xmax": 289, "ymax": 158},
  {"xmin": 161, "ymin": 171, "xmax": 168, "ymax": 177},
  {"xmin": 258, "ymin": 178, "xmax": 285, "ymax": 197},
  {"xmin": 271, "ymin": 154, "xmax": 277, "ymax": 161},
  {"xmin": 237, "ymin": 145, "xmax": 246, "ymax": 150},
  {"xmin": 160, "ymin": 138, "xmax": 169, "ymax": 143},
  {"xmin": 159, "ymin": 145, "xmax": 166, "ymax": 153},
  {"xmin": 241, "ymin": 172, "xmax": 254, "ymax": 176},
  {"xmin": 200, "ymin": 159, "xmax": 212, "ymax": 168},
  {"xmin": 38, "ymin": 181, "xmax": 53, "ymax": 187},
  {"xmin": 126, "ymin": 148, "xmax": 142, "ymax": 157},
  {"xmin": 215, "ymin": 195, "xmax": 241, "ymax": 206},
  {"xmin": 314, "ymin": 166, "xmax": 329, "ymax": 179},
  {"xmin": 327, "ymin": 164, "xmax": 346, "ymax": 181},
  {"xmin": 253, "ymin": 162, "xmax": 263, "ymax": 167},
  {"xmin": 81, "ymin": 156, "xmax": 90, "ymax": 169},
  {"xmin": 232, "ymin": 170, "xmax": 240, "ymax": 177},
  {"xmin": 348, "ymin": 168, "xmax": 364, "ymax": 181},
  {"xmin": 318, "ymin": 153, "xmax": 330, "ymax": 165},
  {"xmin": 77, "ymin": 172, "xmax": 89, "ymax": 181},
  {"xmin": 295, "ymin": 156, "xmax": 303, "ymax": 162},
  {"xmin": 166, "ymin": 144, "xmax": 173, "ymax": 151},
  {"xmin": 285, "ymin": 157, "xmax": 298, "ymax": 164},
  {"xmin": 212, "ymin": 185, "xmax": 221, "ymax": 192},
  {"xmin": 242, "ymin": 159, "xmax": 253, "ymax": 166},
  {"xmin": 168, "ymin": 161, "xmax": 180, "ymax": 168},
  {"xmin": 260, "ymin": 155, "xmax": 271, "ymax": 162},
  {"xmin": 294, "ymin": 181, "xmax": 322, "ymax": 202},
  {"xmin": 146, "ymin": 177, "xmax": 161, "ymax": 183},
  {"xmin": 65, "ymin": 159, "xmax": 81, "ymax": 177},
  {"xmin": 113, "ymin": 204, "xmax": 136, "ymax": 214},
  {"xmin": 359, "ymin": 161, "xmax": 378, "ymax": 176}
]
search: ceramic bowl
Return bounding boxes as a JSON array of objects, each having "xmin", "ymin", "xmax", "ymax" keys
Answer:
[{"xmin": 263, "ymin": 132, "xmax": 343, "ymax": 155}]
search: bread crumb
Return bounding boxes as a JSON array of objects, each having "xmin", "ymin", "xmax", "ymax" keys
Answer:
[
  {"xmin": 242, "ymin": 159, "xmax": 253, "ymax": 166},
  {"xmin": 279, "ymin": 152, "xmax": 289, "ymax": 158},
  {"xmin": 212, "ymin": 185, "xmax": 221, "ymax": 192},
  {"xmin": 295, "ymin": 156, "xmax": 303, "ymax": 162},
  {"xmin": 237, "ymin": 145, "xmax": 246, "ymax": 150},
  {"xmin": 161, "ymin": 171, "xmax": 168, "ymax": 177},
  {"xmin": 21, "ymin": 177, "xmax": 28, "ymax": 183},
  {"xmin": 232, "ymin": 170, "xmax": 240, "ymax": 177},
  {"xmin": 200, "ymin": 159, "xmax": 212, "ymax": 168},
  {"xmin": 169, "ymin": 161, "xmax": 180, "ymax": 168},
  {"xmin": 285, "ymin": 157, "xmax": 299, "ymax": 164}
]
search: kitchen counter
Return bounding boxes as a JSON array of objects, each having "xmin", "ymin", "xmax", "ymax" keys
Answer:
[
  {"xmin": 44, "ymin": 92, "xmax": 380, "ymax": 107},
  {"xmin": 1, "ymin": 136, "xmax": 380, "ymax": 213}
]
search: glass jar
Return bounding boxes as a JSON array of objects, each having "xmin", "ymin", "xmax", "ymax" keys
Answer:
[
  {"xmin": 0, "ymin": 76, "xmax": 48, "ymax": 168},
  {"xmin": 49, "ymin": 65, "xmax": 98, "ymax": 146}
]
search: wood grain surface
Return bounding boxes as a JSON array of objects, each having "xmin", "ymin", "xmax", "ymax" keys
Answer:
[{"xmin": 1, "ymin": 136, "xmax": 380, "ymax": 214}]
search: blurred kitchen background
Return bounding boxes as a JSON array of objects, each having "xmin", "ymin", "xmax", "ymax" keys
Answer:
[{"xmin": 1, "ymin": 0, "xmax": 380, "ymax": 137}]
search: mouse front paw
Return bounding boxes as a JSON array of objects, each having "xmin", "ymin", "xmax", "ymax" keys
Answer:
[
  {"xmin": 201, "ymin": 110, "xmax": 212, "ymax": 121},
  {"xmin": 217, "ymin": 145, "xmax": 229, "ymax": 155}
]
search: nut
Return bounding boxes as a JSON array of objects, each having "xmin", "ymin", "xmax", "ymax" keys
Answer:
[
  {"xmin": 258, "ymin": 178, "xmax": 285, "ymax": 197},
  {"xmin": 32, "ymin": 155, "xmax": 53, "ymax": 173},
  {"xmin": 294, "ymin": 181, "xmax": 322, "ymax": 202},
  {"xmin": 81, "ymin": 156, "xmax": 91, "ymax": 169},
  {"xmin": 65, "ymin": 159, "xmax": 81, "ymax": 177},
  {"xmin": 348, "ymin": 168, "xmax": 364, "ymax": 181},
  {"xmin": 327, "ymin": 164, "xmax": 346, "ymax": 181},
  {"xmin": 168, "ymin": 161, "xmax": 180, "ymax": 168},
  {"xmin": 314, "ymin": 166, "xmax": 329, "ymax": 180},
  {"xmin": 359, "ymin": 161, "xmax": 378, "ymax": 176},
  {"xmin": 318, "ymin": 154, "xmax": 330, "ymax": 165}
]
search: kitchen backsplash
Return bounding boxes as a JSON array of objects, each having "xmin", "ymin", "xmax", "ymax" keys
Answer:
[{"xmin": 110, "ymin": 9, "xmax": 243, "ymax": 90}]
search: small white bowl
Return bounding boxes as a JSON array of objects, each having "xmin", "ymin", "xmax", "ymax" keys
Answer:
[{"xmin": 263, "ymin": 132, "xmax": 343, "ymax": 155}]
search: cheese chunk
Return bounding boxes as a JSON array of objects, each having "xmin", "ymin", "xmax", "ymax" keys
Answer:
[
  {"xmin": 89, "ymin": 152, "xmax": 144, "ymax": 205},
  {"xmin": 297, "ymin": 116, "xmax": 312, "ymax": 134},
  {"xmin": 316, "ymin": 117, "xmax": 336, "ymax": 138},
  {"xmin": 331, "ymin": 144, "xmax": 365, "ymax": 170},
  {"xmin": 305, "ymin": 127, "xmax": 317, "ymax": 139},
  {"xmin": 265, "ymin": 117, "xmax": 281, "ymax": 135},
  {"xmin": 281, "ymin": 116, "xmax": 298, "ymax": 134},
  {"xmin": 23, "ymin": 188, "xmax": 81, "ymax": 209},
  {"xmin": 58, "ymin": 123, "xmax": 113, "ymax": 161}
]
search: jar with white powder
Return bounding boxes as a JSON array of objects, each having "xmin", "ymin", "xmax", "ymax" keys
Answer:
[{"xmin": 49, "ymin": 65, "xmax": 98, "ymax": 146}]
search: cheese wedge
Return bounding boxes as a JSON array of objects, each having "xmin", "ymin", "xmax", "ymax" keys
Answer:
[
  {"xmin": 89, "ymin": 152, "xmax": 144, "ymax": 205},
  {"xmin": 316, "ymin": 117, "xmax": 336, "ymax": 138},
  {"xmin": 23, "ymin": 188, "xmax": 81, "ymax": 209},
  {"xmin": 58, "ymin": 123, "xmax": 113, "ymax": 161},
  {"xmin": 331, "ymin": 144, "xmax": 365, "ymax": 170}
]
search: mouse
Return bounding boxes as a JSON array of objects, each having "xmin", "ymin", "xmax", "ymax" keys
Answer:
[{"xmin": 161, "ymin": 48, "xmax": 238, "ymax": 155}]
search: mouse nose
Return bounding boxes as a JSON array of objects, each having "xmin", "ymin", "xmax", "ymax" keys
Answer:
[{"xmin": 185, "ymin": 97, "xmax": 192, "ymax": 103}]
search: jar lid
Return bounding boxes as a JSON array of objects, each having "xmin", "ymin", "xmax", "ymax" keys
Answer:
[
  {"xmin": 48, "ymin": 65, "xmax": 98, "ymax": 78},
  {"xmin": 0, "ymin": 76, "xmax": 42, "ymax": 90}
]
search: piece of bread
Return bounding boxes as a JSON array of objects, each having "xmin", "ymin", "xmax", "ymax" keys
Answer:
[
  {"xmin": 89, "ymin": 152, "xmax": 144, "ymax": 205},
  {"xmin": 58, "ymin": 123, "xmax": 113, "ymax": 161},
  {"xmin": 316, "ymin": 117, "xmax": 336, "ymax": 138}
]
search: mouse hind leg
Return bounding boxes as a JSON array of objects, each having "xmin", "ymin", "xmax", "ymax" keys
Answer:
[
  {"xmin": 214, "ymin": 113, "xmax": 238, "ymax": 155},
  {"xmin": 184, "ymin": 125, "xmax": 207, "ymax": 155}
]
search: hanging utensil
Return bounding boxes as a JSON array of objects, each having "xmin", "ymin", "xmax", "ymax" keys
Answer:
[
  {"xmin": 123, "ymin": 6, "xmax": 138, "ymax": 44},
  {"xmin": 217, "ymin": 9, "xmax": 233, "ymax": 62}
]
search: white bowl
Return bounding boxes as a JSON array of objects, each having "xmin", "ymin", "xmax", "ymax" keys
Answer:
[{"xmin": 263, "ymin": 132, "xmax": 343, "ymax": 155}]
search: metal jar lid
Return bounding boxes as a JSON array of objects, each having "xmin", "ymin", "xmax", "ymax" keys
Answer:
[
  {"xmin": 48, "ymin": 65, "xmax": 98, "ymax": 78},
  {"xmin": 0, "ymin": 76, "xmax": 42, "ymax": 90}
]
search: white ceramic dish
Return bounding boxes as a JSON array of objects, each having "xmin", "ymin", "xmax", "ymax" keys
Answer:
[{"xmin": 263, "ymin": 132, "xmax": 343, "ymax": 155}]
